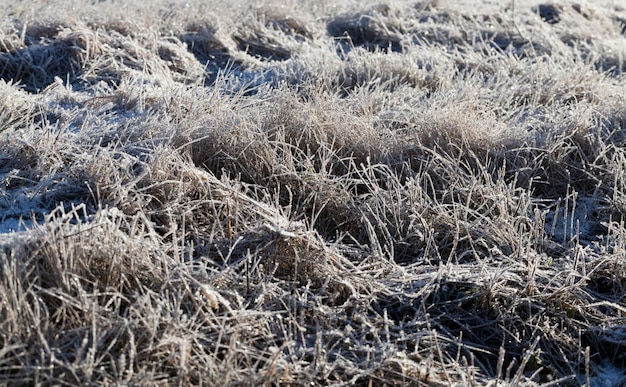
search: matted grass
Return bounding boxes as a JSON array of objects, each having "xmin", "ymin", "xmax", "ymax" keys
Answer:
[{"xmin": 1, "ymin": 0, "xmax": 626, "ymax": 385}]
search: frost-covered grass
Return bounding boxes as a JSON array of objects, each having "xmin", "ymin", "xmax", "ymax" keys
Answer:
[{"xmin": 1, "ymin": 0, "xmax": 626, "ymax": 385}]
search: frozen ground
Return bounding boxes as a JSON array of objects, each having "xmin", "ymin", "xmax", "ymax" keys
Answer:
[{"xmin": 1, "ymin": 0, "xmax": 626, "ymax": 385}]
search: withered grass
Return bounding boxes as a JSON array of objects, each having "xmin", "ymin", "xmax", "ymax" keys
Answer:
[{"xmin": 1, "ymin": 0, "xmax": 626, "ymax": 385}]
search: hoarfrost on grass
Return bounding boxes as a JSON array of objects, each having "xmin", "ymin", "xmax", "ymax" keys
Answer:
[{"xmin": 1, "ymin": 0, "xmax": 626, "ymax": 385}]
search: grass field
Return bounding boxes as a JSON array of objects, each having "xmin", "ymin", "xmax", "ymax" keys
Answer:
[{"xmin": 1, "ymin": 0, "xmax": 626, "ymax": 385}]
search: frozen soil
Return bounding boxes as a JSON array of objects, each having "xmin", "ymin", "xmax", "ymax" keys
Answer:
[{"xmin": 1, "ymin": 0, "xmax": 626, "ymax": 385}]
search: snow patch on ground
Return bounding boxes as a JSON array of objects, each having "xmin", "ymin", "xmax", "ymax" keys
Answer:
[
  {"xmin": 0, "ymin": 216, "xmax": 35, "ymax": 234},
  {"xmin": 0, "ymin": 193, "xmax": 46, "ymax": 233},
  {"xmin": 543, "ymin": 196, "xmax": 605, "ymax": 243},
  {"xmin": 0, "ymin": 188, "xmax": 49, "ymax": 245},
  {"xmin": 591, "ymin": 360, "xmax": 626, "ymax": 387}
]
